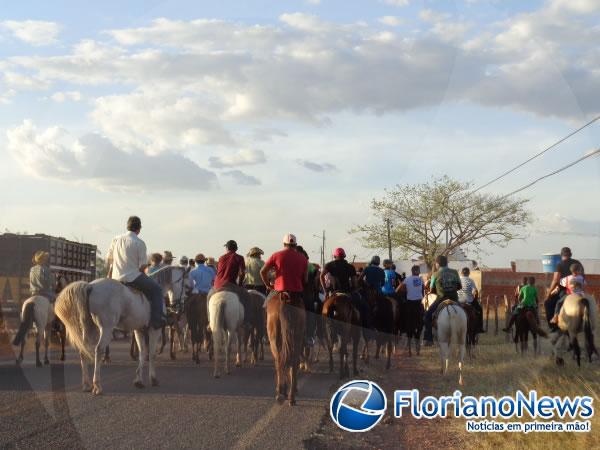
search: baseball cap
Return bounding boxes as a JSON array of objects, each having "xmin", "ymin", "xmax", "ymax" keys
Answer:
[{"xmin": 283, "ymin": 233, "xmax": 297, "ymax": 245}]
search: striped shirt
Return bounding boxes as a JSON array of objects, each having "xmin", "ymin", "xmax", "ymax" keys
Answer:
[{"xmin": 458, "ymin": 276, "xmax": 476, "ymax": 304}]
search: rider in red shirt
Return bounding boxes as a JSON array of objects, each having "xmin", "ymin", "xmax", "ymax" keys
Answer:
[
  {"xmin": 209, "ymin": 240, "xmax": 250, "ymax": 308},
  {"xmin": 260, "ymin": 234, "xmax": 308, "ymax": 297}
]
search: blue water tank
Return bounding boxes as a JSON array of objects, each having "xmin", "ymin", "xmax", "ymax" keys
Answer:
[{"xmin": 542, "ymin": 253, "xmax": 561, "ymax": 273}]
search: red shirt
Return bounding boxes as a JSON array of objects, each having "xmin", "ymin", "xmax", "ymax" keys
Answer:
[
  {"xmin": 214, "ymin": 251, "xmax": 245, "ymax": 289},
  {"xmin": 264, "ymin": 248, "xmax": 308, "ymax": 292}
]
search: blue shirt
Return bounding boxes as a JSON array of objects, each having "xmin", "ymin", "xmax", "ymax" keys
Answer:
[
  {"xmin": 382, "ymin": 269, "xmax": 397, "ymax": 295},
  {"xmin": 189, "ymin": 264, "xmax": 216, "ymax": 294},
  {"xmin": 363, "ymin": 265, "xmax": 385, "ymax": 289}
]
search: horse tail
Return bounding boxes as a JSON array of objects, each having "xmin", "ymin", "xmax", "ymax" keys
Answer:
[
  {"xmin": 581, "ymin": 298, "xmax": 597, "ymax": 360},
  {"xmin": 279, "ymin": 295, "xmax": 300, "ymax": 371},
  {"xmin": 12, "ymin": 301, "xmax": 35, "ymax": 346},
  {"xmin": 54, "ymin": 281, "xmax": 96, "ymax": 361}
]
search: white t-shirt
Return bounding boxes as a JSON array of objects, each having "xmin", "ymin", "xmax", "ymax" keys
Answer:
[
  {"xmin": 404, "ymin": 275, "xmax": 424, "ymax": 301},
  {"xmin": 107, "ymin": 231, "xmax": 148, "ymax": 283}
]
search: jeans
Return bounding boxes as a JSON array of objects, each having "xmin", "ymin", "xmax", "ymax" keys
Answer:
[
  {"xmin": 544, "ymin": 290, "xmax": 563, "ymax": 329},
  {"xmin": 127, "ymin": 273, "xmax": 165, "ymax": 328},
  {"xmin": 424, "ymin": 297, "xmax": 442, "ymax": 342}
]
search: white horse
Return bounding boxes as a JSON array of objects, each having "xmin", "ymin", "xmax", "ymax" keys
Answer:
[
  {"xmin": 208, "ymin": 290, "xmax": 244, "ymax": 378},
  {"xmin": 54, "ymin": 266, "xmax": 185, "ymax": 395},
  {"xmin": 552, "ymin": 294, "xmax": 598, "ymax": 366},
  {"xmin": 435, "ymin": 300, "xmax": 467, "ymax": 385},
  {"xmin": 13, "ymin": 295, "xmax": 55, "ymax": 367}
]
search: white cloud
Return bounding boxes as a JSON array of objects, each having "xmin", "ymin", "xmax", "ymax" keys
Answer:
[
  {"xmin": 6, "ymin": 120, "xmax": 217, "ymax": 191},
  {"xmin": 382, "ymin": 0, "xmax": 410, "ymax": 7},
  {"xmin": 378, "ymin": 16, "xmax": 403, "ymax": 27},
  {"xmin": 209, "ymin": 149, "xmax": 266, "ymax": 168},
  {"xmin": 1, "ymin": 20, "xmax": 61, "ymax": 46},
  {"xmin": 50, "ymin": 91, "xmax": 82, "ymax": 102},
  {"xmin": 222, "ymin": 170, "xmax": 261, "ymax": 186},
  {"xmin": 306, "ymin": 0, "xmax": 321, "ymax": 4}
]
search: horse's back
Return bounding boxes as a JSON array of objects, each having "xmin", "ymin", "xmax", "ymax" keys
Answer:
[
  {"xmin": 559, "ymin": 294, "xmax": 597, "ymax": 332},
  {"xmin": 209, "ymin": 290, "xmax": 244, "ymax": 330},
  {"xmin": 438, "ymin": 303, "xmax": 467, "ymax": 342}
]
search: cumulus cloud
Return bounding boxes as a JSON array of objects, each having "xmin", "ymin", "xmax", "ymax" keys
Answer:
[
  {"xmin": 297, "ymin": 159, "xmax": 337, "ymax": 172},
  {"xmin": 50, "ymin": 91, "xmax": 82, "ymax": 102},
  {"xmin": 1, "ymin": 20, "xmax": 61, "ymax": 46},
  {"xmin": 533, "ymin": 214, "xmax": 600, "ymax": 238},
  {"xmin": 378, "ymin": 16, "xmax": 403, "ymax": 26},
  {"xmin": 222, "ymin": 170, "xmax": 261, "ymax": 186},
  {"xmin": 209, "ymin": 149, "xmax": 266, "ymax": 168},
  {"xmin": 6, "ymin": 120, "xmax": 217, "ymax": 191},
  {"xmin": 382, "ymin": 0, "xmax": 410, "ymax": 7}
]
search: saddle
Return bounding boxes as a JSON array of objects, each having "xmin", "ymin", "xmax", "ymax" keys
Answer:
[
  {"xmin": 432, "ymin": 299, "xmax": 459, "ymax": 327},
  {"xmin": 322, "ymin": 292, "xmax": 350, "ymax": 316},
  {"xmin": 274, "ymin": 291, "xmax": 303, "ymax": 305}
]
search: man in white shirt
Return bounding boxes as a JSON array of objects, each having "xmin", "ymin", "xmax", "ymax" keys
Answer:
[
  {"xmin": 107, "ymin": 216, "xmax": 165, "ymax": 329},
  {"xmin": 402, "ymin": 265, "xmax": 425, "ymax": 302},
  {"xmin": 459, "ymin": 267, "xmax": 483, "ymax": 333}
]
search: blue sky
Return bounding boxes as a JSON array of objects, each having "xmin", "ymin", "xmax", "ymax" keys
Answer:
[{"xmin": 0, "ymin": 0, "xmax": 598, "ymax": 266}]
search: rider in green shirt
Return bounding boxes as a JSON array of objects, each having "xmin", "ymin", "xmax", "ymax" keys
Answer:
[{"xmin": 503, "ymin": 276, "xmax": 538, "ymax": 332}]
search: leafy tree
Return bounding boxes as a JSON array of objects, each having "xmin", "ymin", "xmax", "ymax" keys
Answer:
[
  {"xmin": 351, "ymin": 176, "xmax": 531, "ymax": 269},
  {"xmin": 95, "ymin": 251, "xmax": 108, "ymax": 279}
]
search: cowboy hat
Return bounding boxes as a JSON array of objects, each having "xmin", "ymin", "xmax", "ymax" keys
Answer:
[
  {"xmin": 247, "ymin": 247, "xmax": 264, "ymax": 257},
  {"xmin": 206, "ymin": 257, "xmax": 216, "ymax": 266},
  {"xmin": 32, "ymin": 250, "xmax": 49, "ymax": 265}
]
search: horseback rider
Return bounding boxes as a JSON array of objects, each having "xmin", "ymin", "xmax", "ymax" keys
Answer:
[
  {"xmin": 244, "ymin": 247, "xmax": 266, "ymax": 295},
  {"xmin": 401, "ymin": 265, "xmax": 425, "ymax": 303},
  {"xmin": 549, "ymin": 262, "xmax": 585, "ymax": 325},
  {"xmin": 163, "ymin": 251, "xmax": 174, "ymax": 266},
  {"xmin": 381, "ymin": 259, "xmax": 398, "ymax": 297},
  {"xmin": 148, "ymin": 253, "xmax": 163, "ymax": 274},
  {"xmin": 359, "ymin": 255, "xmax": 385, "ymax": 297},
  {"xmin": 259, "ymin": 233, "xmax": 308, "ymax": 304},
  {"xmin": 458, "ymin": 267, "xmax": 484, "ymax": 333},
  {"xmin": 189, "ymin": 254, "xmax": 215, "ymax": 296},
  {"xmin": 296, "ymin": 245, "xmax": 320, "ymax": 345},
  {"xmin": 423, "ymin": 255, "xmax": 462, "ymax": 346},
  {"xmin": 544, "ymin": 247, "xmax": 584, "ymax": 331},
  {"xmin": 503, "ymin": 276, "xmax": 541, "ymax": 332},
  {"xmin": 30, "ymin": 250, "xmax": 56, "ymax": 303},
  {"xmin": 320, "ymin": 248, "xmax": 369, "ymax": 328},
  {"xmin": 107, "ymin": 216, "xmax": 165, "ymax": 329},
  {"xmin": 208, "ymin": 240, "xmax": 251, "ymax": 309}
]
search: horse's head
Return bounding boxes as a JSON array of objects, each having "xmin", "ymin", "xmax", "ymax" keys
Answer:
[{"xmin": 150, "ymin": 266, "xmax": 187, "ymax": 306}]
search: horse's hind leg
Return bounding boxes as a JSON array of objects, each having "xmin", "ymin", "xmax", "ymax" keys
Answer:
[
  {"xmin": 386, "ymin": 338, "xmax": 392, "ymax": 370},
  {"xmin": 170, "ymin": 325, "xmax": 177, "ymax": 360},
  {"xmin": 148, "ymin": 328, "xmax": 161, "ymax": 386},
  {"xmin": 35, "ymin": 329, "xmax": 42, "ymax": 367},
  {"xmin": 133, "ymin": 330, "xmax": 146, "ymax": 388},
  {"xmin": 458, "ymin": 343, "xmax": 465, "ymax": 386},
  {"xmin": 59, "ymin": 327, "xmax": 66, "ymax": 361},
  {"xmin": 80, "ymin": 352, "xmax": 92, "ymax": 392},
  {"xmin": 439, "ymin": 341, "xmax": 449, "ymax": 375},
  {"xmin": 92, "ymin": 327, "xmax": 112, "ymax": 395},
  {"xmin": 43, "ymin": 326, "xmax": 51, "ymax": 365}
]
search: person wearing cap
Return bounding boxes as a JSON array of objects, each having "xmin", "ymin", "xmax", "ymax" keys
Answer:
[
  {"xmin": 30, "ymin": 250, "xmax": 56, "ymax": 302},
  {"xmin": 360, "ymin": 256, "xmax": 385, "ymax": 294},
  {"xmin": 544, "ymin": 247, "xmax": 585, "ymax": 330},
  {"xmin": 381, "ymin": 259, "xmax": 398, "ymax": 297},
  {"xmin": 244, "ymin": 247, "xmax": 266, "ymax": 295},
  {"xmin": 189, "ymin": 254, "xmax": 215, "ymax": 295},
  {"xmin": 320, "ymin": 248, "xmax": 369, "ymax": 328},
  {"xmin": 163, "ymin": 251, "xmax": 174, "ymax": 266},
  {"xmin": 208, "ymin": 240, "xmax": 251, "ymax": 309},
  {"xmin": 107, "ymin": 216, "xmax": 165, "ymax": 329},
  {"xmin": 260, "ymin": 234, "xmax": 308, "ymax": 305}
]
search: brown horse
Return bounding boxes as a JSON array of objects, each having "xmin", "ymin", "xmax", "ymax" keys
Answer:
[
  {"xmin": 322, "ymin": 293, "xmax": 361, "ymax": 379},
  {"xmin": 243, "ymin": 290, "xmax": 266, "ymax": 365},
  {"xmin": 185, "ymin": 293, "xmax": 212, "ymax": 364},
  {"xmin": 401, "ymin": 300, "xmax": 424, "ymax": 356},
  {"xmin": 267, "ymin": 291, "xmax": 306, "ymax": 406},
  {"xmin": 461, "ymin": 303, "xmax": 479, "ymax": 358},
  {"xmin": 514, "ymin": 307, "xmax": 546, "ymax": 355}
]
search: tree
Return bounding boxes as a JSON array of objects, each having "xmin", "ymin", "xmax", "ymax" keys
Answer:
[
  {"xmin": 95, "ymin": 250, "xmax": 108, "ymax": 279},
  {"xmin": 351, "ymin": 176, "xmax": 531, "ymax": 269}
]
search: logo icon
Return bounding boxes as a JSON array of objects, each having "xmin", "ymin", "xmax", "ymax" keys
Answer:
[{"xmin": 330, "ymin": 380, "xmax": 387, "ymax": 432}]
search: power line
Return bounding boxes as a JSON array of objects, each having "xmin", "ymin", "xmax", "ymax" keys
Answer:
[
  {"xmin": 470, "ymin": 114, "xmax": 600, "ymax": 195},
  {"xmin": 499, "ymin": 148, "xmax": 600, "ymax": 200}
]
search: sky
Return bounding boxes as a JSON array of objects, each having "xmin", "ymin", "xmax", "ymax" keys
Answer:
[{"xmin": 0, "ymin": 0, "xmax": 598, "ymax": 267}]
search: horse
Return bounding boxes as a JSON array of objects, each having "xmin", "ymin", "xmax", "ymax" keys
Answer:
[
  {"xmin": 208, "ymin": 290, "xmax": 244, "ymax": 378},
  {"xmin": 13, "ymin": 295, "xmax": 55, "ymax": 367},
  {"xmin": 322, "ymin": 293, "xmax": 361, "ymax": 379},
  {"xmin": 267, "ymin": 291, "xmax": 306, "ymax": 405},
  {"xmin": 54, "ymin": 266, "xmax": 185, "ymax": 395},
  {"xmin": 163, "ymin": 268, "xmax": 189, "ymax": 360},
  {"xmin": 52, "ymin": 274, "xmax": 70, "ymax": 361},
  {"xmin": 401, "ymin": 299, "xmax": 424, "ymax": 357},
  {"xmin": 361, "ymin": 288, "xmax": 394, "ymax": 368},
  {"xmin": 460, "ymin": 302, "xmax": 480, "ymax": 358},
  {"xmin": 242, "ymin": 290, "xmax": 266, "ymax": 366},
  {"xmin": 552, "ymin": 294, "xmax": 598, "ymax": 367},
  {"xmin": 513, "ymin": 307, "xmax": 546, "ymax": 355},
  {"xmin": 185, "ymin": 293, "xmax": 211, "ymax": 364},
  {"xmin": 435, "ymin": 300, "xmax": 467, "ymax": 386}
]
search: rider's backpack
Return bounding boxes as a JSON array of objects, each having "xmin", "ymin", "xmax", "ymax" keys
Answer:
[{"xmin": 438, "ymin": 268, "xmax": 459, "ymax": 295}]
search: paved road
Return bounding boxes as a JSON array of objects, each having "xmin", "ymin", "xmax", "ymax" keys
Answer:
[{"xmin": 0, "ymin": 339, "xmax": 337, "ymax": 449}]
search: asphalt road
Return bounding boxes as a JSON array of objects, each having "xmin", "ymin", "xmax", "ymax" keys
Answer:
[{"xmin": 0, "ymin": 339, "xmax": 337, "ymax": 450}]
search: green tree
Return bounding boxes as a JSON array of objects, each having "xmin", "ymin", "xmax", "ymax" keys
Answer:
[
  {"xmin": 351, "ymin": 176, "xmax": 531, "ymax": 269},
  {"xmin": 95, "ymin": 253, "xmax": 108, "ymax": 279}
]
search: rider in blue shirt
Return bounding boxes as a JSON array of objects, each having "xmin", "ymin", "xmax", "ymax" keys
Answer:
[
  {"xmin": 189, "ymin": 254, "xmax": 216, "ymax": 294},
  {"xmin": 381, "ymin": 259, "xmax": 397, "ymax": 296}
]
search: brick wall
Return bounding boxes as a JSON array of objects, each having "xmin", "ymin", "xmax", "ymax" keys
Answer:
[{"xmin": 480, "ymin": 269, "xmax": 600, "ymax": 305}]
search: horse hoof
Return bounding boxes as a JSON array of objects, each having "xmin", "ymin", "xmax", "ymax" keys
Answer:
[
  {"xmin": 214, "ymin": 374, "xmax": 220, "ymax": 379},
  {"xmin": 151, "ymin": 377, "xmax": 159, "ymax": 387},
  {"xmin": 15, "ymin": 359, "xmax": 21, "ymax": 366},
  {"xmin": 82, "ymin": 384, "xmax": 92, "ymax": 392},
  {"xmin": 44, "ymin": 358, "xmax": 50, "ymax": 365},
  {"xmin": 170, "ymin": 354, "xmax": 176, "ymax": 361},
  {"xmin": 92, "ymin": 385, "xmax": 103, "ymax": 395},
  {"xmin": 276, "ymin": 394, "xmax": 285, "ymax": 404},
  {"xmin": 134, "ymin": 381, "xmax": 145, "ymax": 389},
  {"xmin": 60, "ymin": 355, "xmax": 65, "ymax": 361},
  {"xmin": 36, "ymin": 361, "xmax": 43, "ymax": 368},
  {"xmin": 556, "ymin": 357, "xmax": 565, "ymax": 366},
  {"xmin": 235, "ymin": 362, "xmax": 241, "ymax": 368},
  {"xmin": 289, "ymin": 400, "xmax": 296, "ymax": 406}
]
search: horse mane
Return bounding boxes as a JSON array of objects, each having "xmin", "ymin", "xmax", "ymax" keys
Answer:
[{"xmin": 148, "ymin": 266, "xmax": 173, "ymax": 287}]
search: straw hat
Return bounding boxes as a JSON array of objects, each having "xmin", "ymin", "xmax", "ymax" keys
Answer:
[
  {"xmin": 206, "ymin": 257, "xmax": 216, "ymax": 266},
  {"xmin": 247, "ymin": 247, "xmax": 264, "ymax": 257},
  {"xmin": 32, "ymin": 250, "xmax": 49, "ymax": 265}
]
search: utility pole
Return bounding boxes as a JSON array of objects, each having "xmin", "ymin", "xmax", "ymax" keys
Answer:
[
  {"xmin": 385, "ymin": 218, "xmax": 392, "ymax": 261},
  {"xmin": 322, "ymin": 230, "xmax": 326, "ymax": 267}
]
